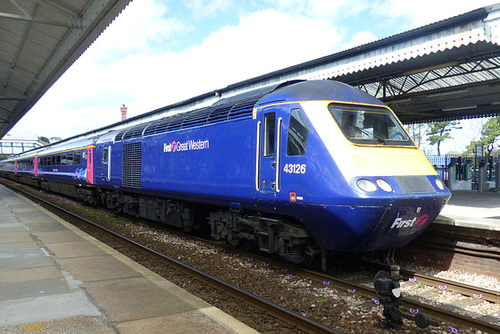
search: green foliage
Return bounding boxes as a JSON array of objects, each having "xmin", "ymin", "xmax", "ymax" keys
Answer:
[
  {"xmin": 317, "ymin": 299, "xmax": 327, "ymax": 306},
  {"xmin": 464, "ymin": 116, "xmax": 500, "ymax": 157},
  {"xmin": 406, "ymin": 123, "xmax": 428, "ymax": 147},
  {"xmin": 426, "ymin": 121, "xmax": 461, "ymax": 156}
]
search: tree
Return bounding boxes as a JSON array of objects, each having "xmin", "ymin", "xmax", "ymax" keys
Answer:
[
  {"xmin": 464, "ymin": 116, "xmax": 500, "ymax": 157},
  {"xmin": 406, "ymin": 123, "xmax": 428, "ymax": 147},
  {"xmin": 426, "ymin": 121, "xmax": 461, "ymax": 156}
]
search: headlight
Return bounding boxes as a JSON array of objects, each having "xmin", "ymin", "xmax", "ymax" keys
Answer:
[
  {"xmin": 435, "ymin": 177, "xmax": 445, "ymax": 190},
  {"xmin": 376, "ymin": 178, "xmax": 393, "ymax": 192},
  {"xmin": 357, "ymin": 179, "xmax": 377, "ymax": 192}
]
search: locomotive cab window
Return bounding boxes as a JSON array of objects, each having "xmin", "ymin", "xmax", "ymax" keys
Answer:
[
  {"xmin": 263, "ymin": 113, "xmax": 276, "ymax": 157},
  {"xmin": 287, "ymin": 108, "xmax": 310, "ymax": 156},
  {"xmin": 328, "ymin": 103, "xmax": 413, "ymax": 146}
]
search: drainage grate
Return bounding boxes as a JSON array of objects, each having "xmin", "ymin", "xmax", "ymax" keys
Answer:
[{"xmin": 122, "ymin": 142, "xmax": 142, "ymax": 188}]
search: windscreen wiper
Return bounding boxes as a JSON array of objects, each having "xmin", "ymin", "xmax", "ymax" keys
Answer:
[{"xmin": 345, "ymin": 122, "xmax": 386, "ymax": 144}]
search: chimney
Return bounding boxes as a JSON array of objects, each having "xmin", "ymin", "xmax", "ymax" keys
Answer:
[{"xmin": 120, "ymin": 104, "xmax": 128, "ymax": 121}]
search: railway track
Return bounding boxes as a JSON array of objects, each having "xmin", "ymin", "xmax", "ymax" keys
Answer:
[
  {"xmin": 400, "ymin": 269, "xmax": 500, "ymax": 304},
  {"xmin": 297, "ymin": 267, "xmax": 500, "ymax": 333},
  {"xmin": 1, "ymin": 179, "xmax": 340, "ymax": 334},
  {"xmin": 3, "ymin": 178, "xmax": 500, "ymax": 333}
]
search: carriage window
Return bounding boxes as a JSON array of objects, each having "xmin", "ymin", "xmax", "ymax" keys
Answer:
[
  {"xmin": 74, "ymin": 152, "xmax": 81, "ymax": 165},
  {"xmin": 287, "ymin": 108, "xmax": 310, "ymax": 156},
  {"xmin": 47, "ymin": 156, "xmax": 52, "ymax": 166},
  {"xmin": 55, "ymin": 155, "xmax": 60, "ymax": 165},
  {"xmin": 328, "ymin": 103, "xmax": 413, "ymax": 146},
  {"xmin": 263, "ymin": 113, "xmax": 276, "ymax": 157},
  {"xmin": 61, "ymin": 155, "xmax": 67, "ymax": 165},
  {"xmin": 102, "ymin": 148, "xmax": 109, "ymax": 164},
  {"xmin": 67, "ymin": 153, "xmax": 73, "ymax": 165}
]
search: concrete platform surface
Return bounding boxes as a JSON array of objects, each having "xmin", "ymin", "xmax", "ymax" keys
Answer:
[
  {"xmin": 436, "ymin": 190, "xmax": 500, "ymax": 231},
  {"xmin": 0, "ymin": 185, "xmax": 258, "ymax": 334}
]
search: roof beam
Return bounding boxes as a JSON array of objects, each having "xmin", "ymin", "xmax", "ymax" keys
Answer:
[
  {"xmin": 34, "ymin": 0, "xmax": 80, "ymax": 18},
  {"xmin": 0, "ymin": 96, "xmax": 27, "ymax": 102},
  {"xmin": 0, "ymin": 11, "xmax": 84, "ymax": 28},
  {"xmin": 1, "ymin": 0, "xmax": 83, "ymax": 28}
]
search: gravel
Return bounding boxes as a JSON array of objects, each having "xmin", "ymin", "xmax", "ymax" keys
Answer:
[{"xmin": 9, "ymin": 183, "xmax": 500, "ymax": 334}]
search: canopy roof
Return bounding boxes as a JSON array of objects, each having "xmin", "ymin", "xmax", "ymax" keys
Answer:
[
  {"xmin": 0, "ymin": 0, "xmax": 132, "ymax": 139},
  {"xmin": 1, "ymin": 2, "xmax": 499, "ymax": 144}
]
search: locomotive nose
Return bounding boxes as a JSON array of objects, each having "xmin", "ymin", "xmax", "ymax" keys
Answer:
[{"xmin": 353, "ymin": 196, "xmax": 449, "ymax": 252}]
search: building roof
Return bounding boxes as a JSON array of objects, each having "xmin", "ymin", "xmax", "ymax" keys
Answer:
[
  {"xmin": 2, "ymin": 2, "xmax": 500, "ymax": 146},
  {"xmin": 0, "ymin": 0, "xmax": 132, "ymax": 139},
  {"xmin": 212, "ymin": 4, "xmax": 500, "ymax": 124}
]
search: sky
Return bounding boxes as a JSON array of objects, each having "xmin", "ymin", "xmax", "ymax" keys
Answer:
[{"xmin": 6, "ymin": 0, "xmax": 500, "ymax": 155}]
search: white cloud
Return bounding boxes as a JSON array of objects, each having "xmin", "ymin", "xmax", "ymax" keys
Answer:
[
  {"xmin": 85, "ymin": 0, "xmax": 192, "ymax": 59},
  {"xmin": 184, "ymin": 0, "xmax": 232, "ymax": 19},
  {"xmin": 184, "ymin": 9, "xmax": 341, "ymax": 83},
  {"xmin": 10, "ymin": 6, "xmax": 343, "ymax": 139},
  {"xmin": 342, "ymin": 31, "xmax": 378, "ymax": 49},
  {"xmin": 9, "ymin": 0, "xmax": 497, "ymax": 141},
  {"xmin": 373, "ymin": 0, "xmax": 499, "ymax": 30},
  {"xmin": 266, "ymin": 0, "xmax": 372, "ymax": 19}
]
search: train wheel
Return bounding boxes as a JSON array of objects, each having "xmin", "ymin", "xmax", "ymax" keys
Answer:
[
  {"xmin": 226, "ymin": 232, "xmax": 243, "ymax": 248},
  {"xmin": 284, "ymin": 245, "xmax": 313, "ymax": 266}
]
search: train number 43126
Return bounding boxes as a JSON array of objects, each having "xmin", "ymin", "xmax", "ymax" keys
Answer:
[{"xmin": 283, "ymin": 163, "xmax": 306, "ymax": 174}]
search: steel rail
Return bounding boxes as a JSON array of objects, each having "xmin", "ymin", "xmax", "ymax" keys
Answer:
[
  {"xmin": 412, "ymin": 241, "xmax": 500, "ymax": 260},
  {"xmin": 3, "ymin": 179, "xmax": 499, "ymax": 333},
  {"xmin": 1, "ymin": 180, "xmax": 342, "ymax": 334},
  {"xmin": 401, "ymin": 269, "xmax": 500, "ymax": 304},
  {"xmin": 300, "ymin": 268, "xmax": 500, "ymax": 333}
]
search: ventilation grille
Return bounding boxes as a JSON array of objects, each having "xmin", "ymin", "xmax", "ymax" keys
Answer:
[
  {"xmin": 395, "ymin": 176, "xmax": 435, "ymax": 194},
  {"xmin": 115, "ymin": 99, "xmax": 257, "ymax": 141},
  {"xmin": 122, "ymin": 142, "xmax": 142, "ymax": 188},
  {"xmin": 123, "ymin": 124, "xmax": 148, "ymax": 140},
  {"xmin": 114, "ymin": 129, "xmax": 127, "ymax": 141}
]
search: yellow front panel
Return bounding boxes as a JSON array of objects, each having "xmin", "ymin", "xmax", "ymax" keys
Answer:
[{"xmin": 302, "ymin": 101, "xmax": 437, "ymax": 183}]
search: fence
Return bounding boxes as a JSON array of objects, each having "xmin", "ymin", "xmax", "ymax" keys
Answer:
[{"xmin": 427, "ymin": 154, "xmax": 499, "ymax": 191}]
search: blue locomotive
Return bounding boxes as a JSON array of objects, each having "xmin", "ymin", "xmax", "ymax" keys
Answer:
[{"xmin": 2, "ymin": 80, "xmax": 451, "ymax": 265}]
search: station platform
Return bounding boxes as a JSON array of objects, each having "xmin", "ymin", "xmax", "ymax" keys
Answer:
[
  {"xmin": 436, "ymin": 190, "xmax": 500, "ymax": 231},
  {"xmin": 0, "ymin": 185, "xmax": 258, "ymax": 334}
]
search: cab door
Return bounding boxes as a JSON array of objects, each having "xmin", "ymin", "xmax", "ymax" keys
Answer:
[
  {"xmin": 86, "ymin": 147, "xmax": 94, "ymax": 184},
  {"xmin": 95, "ymin": 145, "xmax": 111, "ymax": 184},
  {"xmin": 256, "ymin": 108, "xmax": 283, "ymax": 195},
  {"xmin": 34, "ymin": 156, "xmax": 39, "ymax": 177}
]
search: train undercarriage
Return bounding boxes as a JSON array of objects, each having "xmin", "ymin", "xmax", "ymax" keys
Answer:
[
  {"xmin": 15, "ymin": 177, "xmax": 319, "ymax": 265},
  {"xmin": 209, "ymin": 211, "xmax": 318, "ymax": 265}
]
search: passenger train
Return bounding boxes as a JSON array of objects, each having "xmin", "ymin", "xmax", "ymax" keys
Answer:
[{"xmin": 1, "ymin": 80, "xmax": 451, "ymax": 265}]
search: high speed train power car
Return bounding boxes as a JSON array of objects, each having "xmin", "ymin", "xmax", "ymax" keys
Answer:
[{"xmin": 2, "ymin": 80, "xmax": 451, "ymax": 265}]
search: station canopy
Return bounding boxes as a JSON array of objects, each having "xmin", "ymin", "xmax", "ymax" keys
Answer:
[
  {"xmin": 213, "ymin": 4, "xmax": 500, "ymax": 125},
  {"xmin": 0, "ymin": 0, "xmax": 132, "ymax": 139},
  {"xmin": 339, "ymin": 6, "xmax": 500, "ymax": 124},
  {"xmin": 1, "ymin": 2, "xmax": 500, "ymax": 142}
]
